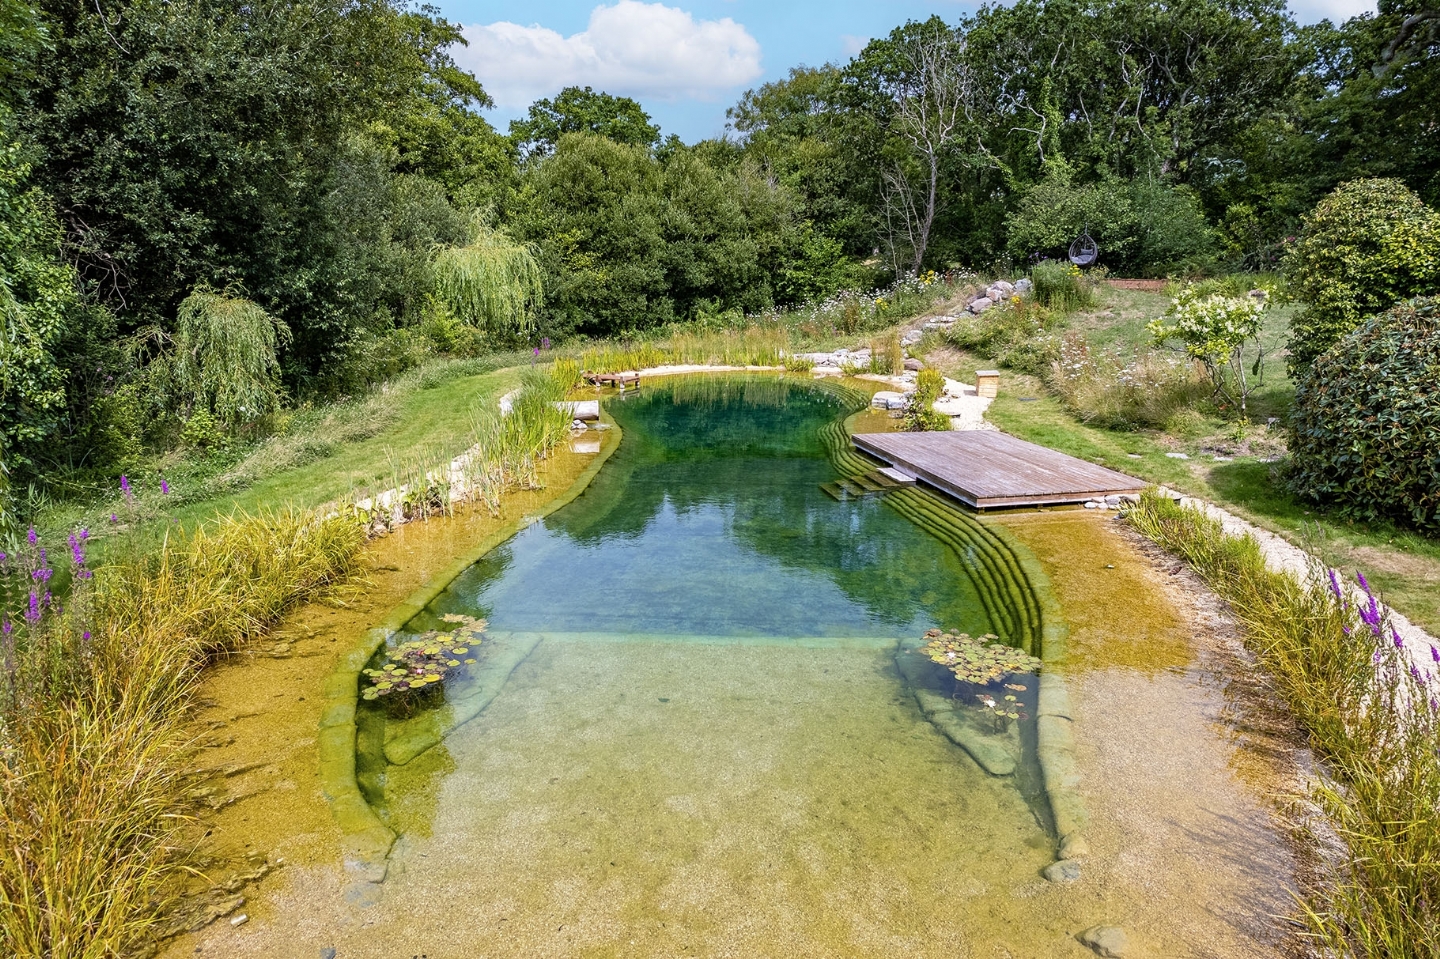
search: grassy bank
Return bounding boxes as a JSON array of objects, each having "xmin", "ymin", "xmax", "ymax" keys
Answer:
[
  {"xmin": 919, "ymin": 284, "xmax": 1440, "ymax": 634},
  {"xmin": 1126, "ymin": 491, "xmax": 1440, "ymax": 957}
]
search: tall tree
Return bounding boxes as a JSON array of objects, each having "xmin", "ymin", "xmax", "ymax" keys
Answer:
[
  {"xmin": 510, "ymin": 87, "xmax": 661, "ymax": 161},
  {"xmin": 850, "ymin": 18, "xmax": 976, "ymax": 274}
]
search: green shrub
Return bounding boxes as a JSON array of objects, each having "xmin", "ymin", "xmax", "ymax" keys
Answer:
[
  {"xmin": 945, "ymin": 297, "xmax": 1062, "ymax": 374},
  {"xmin": 1005, "ymin": 159, "xmax": 1215, "ymax": 275},
  {"xmin": 1287, "ymin": 297, "xmax": 1440, "ymax": 531},
  {"xmin": 1030, "ymin": 260, "xmax": 1095, "ymax": 312},
  {"xmin": 903, "ymin": 369, "xmax": 950, "ymax": 431},
  {"xmin": 1283, "ymin": 178, "xmax": 1440, "ymax": 372}
]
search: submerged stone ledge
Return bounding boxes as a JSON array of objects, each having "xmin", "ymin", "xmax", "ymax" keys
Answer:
[{"xmin": 318, "ymin": 413, "xmax": 624, "ymax": 885}]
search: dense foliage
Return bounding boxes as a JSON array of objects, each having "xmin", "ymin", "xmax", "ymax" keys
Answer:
[
  {"xmin": 1283, "ymin": 178, "xmax": 1440, "ymax": 370},
  {"xmin": 1288, "ymin": 298, "xmax": 1440, "ymax": 530},
  {"xmin": 1, "ymin": 0, "xmax": 1437, "ymax": 515}
]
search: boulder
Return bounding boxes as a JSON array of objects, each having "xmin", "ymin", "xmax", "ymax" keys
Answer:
[
  {"xmin": 1078, "ymin": 925, "xmax": 1129, "ymax": 958},
  {"xmin": 871, "ymin": 390, "xmax": 906, "ymax": 410},
  {"xmin": 1015, "ymin": 278, "xmax": 1034, "ymax": 294},
  {"xmin": 992, "ymin": 279, "xmax": 1015, "ymax": 295},
  {"xmin": 968, "ymin": 296, "xmax": 994, "ymax": 314},
  {"xmin": 904, "ymin": 357, "xmax": 924, "ymax": 371},
  {"xmin": 1042, "ymin": 859, "xmax": 1082, "ymax": 883}
]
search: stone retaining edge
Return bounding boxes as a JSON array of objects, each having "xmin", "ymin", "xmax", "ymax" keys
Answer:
[
  {"xmin": 318, "ymin": 412, "xmax": 624, "ymax": 883},
  {"xmin": 996, "ymin": 523, "xmax": 1088, "ymax": 861}
]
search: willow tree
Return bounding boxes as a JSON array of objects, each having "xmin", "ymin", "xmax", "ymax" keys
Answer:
[
  {"xmin": 171, "ymin": 289, "xmax": 289, "ymax": 428},
  {"xmin": 432, "ymin": 228, "xmax": 544, "ymax": 337}
]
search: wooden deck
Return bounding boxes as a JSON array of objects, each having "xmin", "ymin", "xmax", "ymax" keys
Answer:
[{"xmin": 852, "ymin": 431, "xmax": 1145, "ymax": 508}]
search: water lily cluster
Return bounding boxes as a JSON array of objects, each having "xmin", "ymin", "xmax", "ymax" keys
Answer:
[
  {"xmin": 362, "ymin": 613, "xmax": 484, "ymax": 701},
  {"xmin": 919, "ymin": 629, "xmax": 1043, "ymax": 685}
]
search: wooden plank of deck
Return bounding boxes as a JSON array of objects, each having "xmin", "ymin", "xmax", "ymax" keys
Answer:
[{"xmin": 852, "ymin": 431, "xmax": 1145, "ymax": 508}]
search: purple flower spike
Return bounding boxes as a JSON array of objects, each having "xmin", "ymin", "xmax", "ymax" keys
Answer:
[
  {"xmin": 1394, "ymin": 629, "xmax": 1405, "ymax": 650},
  {"xmin": 1328, "ymin": 569, "xmax": 1344, "ymax": 602},
  {"xmin": 1411, "ymin": 665, "xmax": 1423, "ymax": 681},
  {"xmin": 79, "ymin": 529, "xmax": 89, "ymax": 540},
  {"xmin": 2, "ymin": 620, "xmax": 10, "ymax": 636},
  {"xmin": 160, "ymin": 478, "xmax": 170, "ymax": 495},
  {"xmin": 25, "ymin": 592, "xmax": 41, "ymax": 623},
  {"xmin": 82, "ymin": 630, "xmax": 91, "ymax": 642},
  {"xmin": 1431, "ymin": 645, "xmax": 1439, "ymax": 664},
  {"xmin": 1356, "ymin": 570, "xmax": 1371, "ymax": 594},
  {"xmin": 27, "ymin": 527, "xmax": 37, "ymax": 545},
  {"xmin": 120, "ymin": 475, "xmax": 131, "ymax": 496},
  {"xmin": 110, "ymin": 513, "xmax": 118, "ymax": 524}
]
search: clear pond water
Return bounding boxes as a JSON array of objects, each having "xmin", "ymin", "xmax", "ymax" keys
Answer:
[
  {"xmin": 407, "ymin": 376, "xmax": 992, "ymax": 641},
  {"xmin": 322, "ymin": 374, "xmax": 1299, "ymax": 958}
]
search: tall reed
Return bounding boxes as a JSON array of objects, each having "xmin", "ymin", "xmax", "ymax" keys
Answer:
[
  {"xmin": 1127, "ymin": 492, "xmax": 1440, "ymax": 957},
  {"xmin": 1, "ymin": 511, "xmax": 363, "ymax": 957}
]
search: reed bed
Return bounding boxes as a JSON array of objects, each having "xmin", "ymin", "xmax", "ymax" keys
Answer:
[
  {"xmin": 1, "ymin": 511, "xmax": 364, "ymax": 957},
  {"xmin": 580, "ymin": 326, "xmax": 792, "ymax": 374},
  {"xmin": 1127, "ymin": 491, "xmax": 1440, "ymax": 957}
]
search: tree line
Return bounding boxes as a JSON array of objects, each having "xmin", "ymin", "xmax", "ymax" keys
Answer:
[{"xmin": 1, "ymin": 0, "xmax": 1436, "ymax": 505}]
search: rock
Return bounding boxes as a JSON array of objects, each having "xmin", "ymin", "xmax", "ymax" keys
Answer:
[
  {"xmin": 871, "ymin": 390, "xmax": 906, "ymax": 409},
  {"xmin": 230, "ymin": 914, "xmax": 249, "ymax": 927},
  {"xmin": 1059, "ymin": 833, "xmax": 1090, "ymax": 859},
  {"xmin": 321, "ymin": 950, "xmax": 338, "ymax": 959},
  {"xmin": 904, "ymin": 357, "xmax": 924, "ymax": 371},
  {"xmin": 1015, "ymin": 278, "xmax": 1034, "ymax": 294},
  {"xmin": 992, "ymin": 279, "xmax": 1015, "ymax": 295},
  {"xmin": 1079, "ymin": 925, "xmax": 1129, "ymax": 957},
  {"xmin": 1164, "ymin": 452, "xmax": 1189, "ymax": 459},
  {"xmin": 1042, "ymin": 859, "xmax": 1082, "ymax": 883},
  {"xmin": 1103, "ymin": 495, "xmax": 1121, "ymax": 507},
  {"xmin": 887, "ymin": 396, "xmax": 909, "ymax": 411},
  {"xmin": 968, "ymin": 296, "xmax": 994, "ymax": 314},
  {"xmin": 1118, "ymin": 493, "xmax": 1140, "ymax": 504},
  {"xmin": 900, "ymin": 330, "xmax": 924, "ymax": 346},
  {"xmin": 1083, "ymin": 501, "xmax": 1099, "ymax": 509},
  {"xmin": 1248, "ymin": 288, "xmax": 1268, "ymax": 300}
]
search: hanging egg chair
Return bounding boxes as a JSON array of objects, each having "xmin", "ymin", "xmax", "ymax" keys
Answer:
[{"xmin": 1068, "ymin": 230, "xmax": 1099, "ymax": 268}]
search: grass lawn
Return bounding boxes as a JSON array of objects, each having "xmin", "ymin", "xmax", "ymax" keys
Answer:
[
  {"xmin": 930, "ymin": 284, "xmax": 1440, "ymax": 634},
  {"xmin": 39, "ymin": 358, "xmax": 530, "ymax": 555}
]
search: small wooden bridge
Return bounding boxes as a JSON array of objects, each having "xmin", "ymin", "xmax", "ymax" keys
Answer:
[{"xmin": 851, "ymin": 431, "xmax": 1145, "ymax": 509}]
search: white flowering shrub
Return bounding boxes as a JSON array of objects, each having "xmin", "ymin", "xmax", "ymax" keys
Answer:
[{"xmin": 1148, "ymin": 287, "xmax": 1271, "ymax": 418}]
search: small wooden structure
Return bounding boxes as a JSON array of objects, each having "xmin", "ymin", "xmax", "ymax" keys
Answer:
[
  {"xmin": 852, "ymin": 431, "xmax": 1145, "ymax": 509},
  {"xmin": 586, "ymin": 371, "xmax": 641, "ymax": 388},
  {"xmin": 975, "ymin": 370, "xmax": 1000, "ymax": 399}
]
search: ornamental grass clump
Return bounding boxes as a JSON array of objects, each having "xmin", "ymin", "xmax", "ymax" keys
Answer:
[
  {"xmin": 1127, "ymin": 490, "xmax": 1440, "ymax": 957},
  {"xmin": 363, "ymin": 614, "xmax": 484, "ymax": 702},
  {"xmin": 0, "ymin": 508, "xmax": 363, "ymax": 957}
]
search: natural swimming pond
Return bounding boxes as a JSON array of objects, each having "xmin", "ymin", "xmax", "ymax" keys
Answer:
[{"xmin": 168, "ymin": 373, "xmax": 1305, "ymax": 958}]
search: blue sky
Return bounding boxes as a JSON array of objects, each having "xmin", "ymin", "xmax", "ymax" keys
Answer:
[{"xmin": 438, "ymin": 0, "xmax": 1379, "ymax": 144}]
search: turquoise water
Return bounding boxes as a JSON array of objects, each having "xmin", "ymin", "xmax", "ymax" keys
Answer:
[{"xmin": 409, "ymin": 376, "xmax": 992, "ymax": 641}]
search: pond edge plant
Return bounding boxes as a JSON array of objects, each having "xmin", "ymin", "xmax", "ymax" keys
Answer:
[{"xmin": 1126, "ymin": 489, "xmax": 1440, "ymax": 957}]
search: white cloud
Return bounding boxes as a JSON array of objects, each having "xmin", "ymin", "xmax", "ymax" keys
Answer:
[
  {"xmin": 839, "ymin": 34, "xmax": 870, "ymax": 57},
  {"xmin": 456, "ymin": 1, "xmax": 763, "ymax": 109},
  {"xmin": 1288, "ymin": 0, "xmax": 1376, "ymax": 23}
]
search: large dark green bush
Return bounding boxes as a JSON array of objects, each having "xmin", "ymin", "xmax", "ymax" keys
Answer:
[
  {"xmin": 1283, "ymin": 179, "xmax": 1440, "ymax": 373},
  {"xmin": 1004, "ymin": 160, "xmax": 1216, "ymax": 276},
  {"xmin": 1287, "ymin": 297, "xmax": 1440, "ymax": 531}
]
